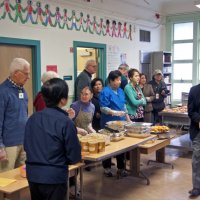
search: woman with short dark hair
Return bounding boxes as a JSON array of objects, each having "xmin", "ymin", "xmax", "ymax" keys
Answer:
[
  {"xmin": 99, "ymin": 70, "xmax": 129, "ymax": 177},
  {"xmin": 91, "ymin": 78, "xmax": 104, "ymax": 132},
  {"xmin": 24, "ymin": 78, "xmax": 81, "ymax": 200}
]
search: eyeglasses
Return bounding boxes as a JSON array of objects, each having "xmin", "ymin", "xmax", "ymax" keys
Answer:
[{"xmin": 18, "ymin": 70, "xmax": 31, "ymax": 77}]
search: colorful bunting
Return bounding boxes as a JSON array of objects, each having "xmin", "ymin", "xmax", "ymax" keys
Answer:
[{"xmin": 0, "ymin": 0, "xmax": 133, "ymax": 40}]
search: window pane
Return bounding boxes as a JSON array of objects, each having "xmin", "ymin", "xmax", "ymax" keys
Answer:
[
  {"xmin": 174, "ymin": 22, "xmax": 193, "ymax": 40},
  {"xmin": 174, "ymin": 43, "xmax": 193, "ymax": 60},
  {"xmin": 173, "ymin": 83, "xmax": 192, "ymax": 100},
  {"xmin": 174, "ymin": 63, "xmax": 192, "ymax": 80}
]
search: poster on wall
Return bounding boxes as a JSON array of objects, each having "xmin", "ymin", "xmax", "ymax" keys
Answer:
[
  {"xmin": 107, "ymin": 45, "xmax": 121, "ymax": 75},
  {"xmin": 120, "ymin": 53, "xmax": 127, "ymax": 64}
]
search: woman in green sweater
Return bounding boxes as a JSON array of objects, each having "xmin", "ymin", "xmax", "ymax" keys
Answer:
[{"xmin": 124, "ymin": 68, "xmax": 146, "ymax": 122}]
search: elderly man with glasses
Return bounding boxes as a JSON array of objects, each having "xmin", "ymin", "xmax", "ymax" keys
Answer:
[
  {"xmin": 0, "ymin": 57, "xmax": 30, "ymax": 172},
  {"xmin": 74, "ymin": 59, "xmax": 97, "ymax": 101}
]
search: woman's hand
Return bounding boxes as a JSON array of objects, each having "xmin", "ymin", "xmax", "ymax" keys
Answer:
[
  {"xmin": 77, "ymin": 127, "xmax": 88, "ymax": 136},
  {"xmin": 66, "ymin": 108, "xmax": 75, "ymax": 119}
]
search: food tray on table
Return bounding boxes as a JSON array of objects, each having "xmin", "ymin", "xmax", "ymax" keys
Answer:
[
  {"xmin": 106, "ymin": 121, "xmax": 128, "ymax": 131},
  {"xmin": 150, "ymin": 125, "xmax": 170, "ymax": 139},
  {"xmin": 150, "ymin": 131, "xmax": 171, "ymax": 139},
  {"xmin": 126, "ymin": 132, "xmax": 151, "ymax": 138}
]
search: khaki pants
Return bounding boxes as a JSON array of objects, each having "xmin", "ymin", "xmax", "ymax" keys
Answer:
[{"xmin": 0, "ymin": 145, "xmax": 26, "ymax": 172}]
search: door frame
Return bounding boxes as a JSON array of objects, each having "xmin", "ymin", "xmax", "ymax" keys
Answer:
[
  {"xmin": 73, "ymin": 41, "xmax": 107, "ymax": 81},
  {"xmin": 0, "ymin": 36, "xmax": 41, "ymax": 97}
]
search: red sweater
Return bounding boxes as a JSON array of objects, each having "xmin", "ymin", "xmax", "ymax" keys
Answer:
[{"xmin": 33, "ymin": 92, "xmax": 46, "ymax": 111}]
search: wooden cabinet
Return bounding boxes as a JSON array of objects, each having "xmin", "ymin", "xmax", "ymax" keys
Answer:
[{"xmin": 151, "ymin": 51, "xmax": 172, "ymax": 107}]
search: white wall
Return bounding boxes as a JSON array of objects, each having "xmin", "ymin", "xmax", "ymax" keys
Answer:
[{"xmin": 0, "ymin": 0, "xmax": 163, "ymax": 96}]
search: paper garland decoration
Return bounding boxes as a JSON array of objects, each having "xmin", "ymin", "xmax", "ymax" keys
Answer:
[{"xmin": 0, "ymin": 0, "xmax": 133, "ymax": 40}]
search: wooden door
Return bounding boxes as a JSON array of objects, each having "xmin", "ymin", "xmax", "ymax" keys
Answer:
[{"xmin": 0, "ymin": 45, "xmax": 33, "ymax": 115}]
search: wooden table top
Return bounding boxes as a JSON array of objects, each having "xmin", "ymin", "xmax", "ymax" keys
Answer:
[
  {"xmin": 0, "ymin": 163, "xmax": 84, "ymax": 194},
  {"xmin": 0, "ymin": 168, "xmax": 27, "ymax": 194},
  {"xmin": 83, "ymin": 135, "xmax": 156, "ymax": 161}
]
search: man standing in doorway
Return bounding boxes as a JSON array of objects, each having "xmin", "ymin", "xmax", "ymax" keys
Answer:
[
  {"xmin": 74, "ymin": 59, "xmax": 97, "ymax": 100},
  {"xmin": 0, "ymin": 58, "xmax": 30, "ymax": 172}
]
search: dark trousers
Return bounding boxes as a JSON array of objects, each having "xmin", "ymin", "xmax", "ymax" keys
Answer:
[
  {"xmin": 102, "ymin": 153, "xmax": 125, "ymax": 169},
  {"xmin": 29, "ymin": 182, "xmax": 67, "ymax": 200},
  {"xmin": 152, "ymin": 110, "xmax": 161, "ymax": 124}
]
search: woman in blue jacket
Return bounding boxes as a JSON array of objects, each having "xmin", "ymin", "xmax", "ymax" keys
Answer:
[{"xmin": 99, "ymin": 70, "xmax": 129, "ymax": 177}]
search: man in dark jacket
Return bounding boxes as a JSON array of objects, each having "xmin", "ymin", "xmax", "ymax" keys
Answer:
[
  {"xmin": 74, "ymin": 59, "xmax": 97, "ymax": 100},
  {"xmin": 149, "ymin": 69, "xmax": 168, "ymax": 124},
  {"xmin": 188, "ymin": 84, "xmax": 200, "ymax": 198},
  {"xmin": 24, "ymin": 78, "xmax": 81, "ymax": 200}
]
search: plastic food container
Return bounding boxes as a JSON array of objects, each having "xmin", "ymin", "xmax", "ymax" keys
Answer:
[
  {"xmin": 80, "ymin": 139, "xmax": 89, "ymax": 152},
  {"xmin": 88, "ymin": 140, "xmax": 99, "ymax": 154},
  {"xmin": 98, "ymin": 139, "xmax": 105, "ymax": 152}
]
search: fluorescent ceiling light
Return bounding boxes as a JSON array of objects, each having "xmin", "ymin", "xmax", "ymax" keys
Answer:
[{"xmin": 195, "ymin": 0, "xmax": 200, "ymax": 8}]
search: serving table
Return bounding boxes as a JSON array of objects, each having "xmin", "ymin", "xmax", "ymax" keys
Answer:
[
  {"xmin": 0, "ymin": 163, "xmax": 84, "ymax": 200},
  {"xmin": 159, "ymin": 111, "xmax": 190, "ymax": 128},
  {"xmin": 83, "ymin": 135, "xmax": 157, "ymax": 184}
]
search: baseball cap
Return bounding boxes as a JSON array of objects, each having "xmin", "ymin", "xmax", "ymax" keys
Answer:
[{"xmin": 153, "ymin": 69, "xmax": 163, "ymax": 76}]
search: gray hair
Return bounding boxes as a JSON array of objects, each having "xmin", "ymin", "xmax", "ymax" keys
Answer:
[
  {"xmin": 41, "ymin": 71, "xmax": 59, "ymax": 83},
  {"xmin": 118, "ymin": 63, "xmax": 129, "ymax": 70},
  {"xmin": 9, "ymin": 58, "xmax": 30, "ymax": 74},
  {"xmin": 85, "ymin": 59, "xmax": 96, "ymax": 69}
]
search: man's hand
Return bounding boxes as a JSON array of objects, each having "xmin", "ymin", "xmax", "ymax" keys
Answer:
[{"xmin": 0, "ymin": 148, "xmax": 7, "ymax": 161}]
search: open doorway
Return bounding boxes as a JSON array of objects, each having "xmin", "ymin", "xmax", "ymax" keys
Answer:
[
  {"xmin": 77, "ymin": 47, "xmax": 98, "ymax": 79},
  {"xmin": 73, "ymin": 41, "xmax": 107, "ymax": 83}
]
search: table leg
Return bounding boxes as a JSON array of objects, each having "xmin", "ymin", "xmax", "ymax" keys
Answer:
[
  {"xmin": 0, "ymin": 193, "xmax": 3, "ymax": 200},
  {"xmin": 156, "ymin": 147, "xmax": 165, "ymax": 163},
  {"xmin": 6, "ymin": 192, "xmax": 20, "ymax": 200},
  {"xmin": 130, "ymin": 148, "xmax": 150, "ymax": 185},
  {"xmin": 80, "ymin": 166, "xmax": 83, "ymax": 200},
  {"xmin": 130, "ymin": 148, "xmax": 140, "ymax": 177},
  {"xmin": 147, "ymin": 147, "xmax": 174, "ymax": 169}
]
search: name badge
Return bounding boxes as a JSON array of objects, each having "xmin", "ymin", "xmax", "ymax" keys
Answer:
[
  {"xmin": 156, "ymin": 93, "xmax": 159, "ymax": 99},
  {"xmin": 19, "ymin": 92, "xmax": 24, "ymax": 99}
]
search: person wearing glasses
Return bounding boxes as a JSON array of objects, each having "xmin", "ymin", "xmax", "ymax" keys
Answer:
[
  {"xmin": 0, "ymin": 58, "xmax": 30, "ymax": 172},
  {"xmin": 74, "ymin": 59, "xmax": 97, "ymax": 100}
]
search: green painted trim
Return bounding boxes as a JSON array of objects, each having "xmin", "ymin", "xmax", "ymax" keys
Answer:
[
  {"xmin": 0, "ymin": 37, "xmax": 41, "ymax": 97},
  {"xmin": 166, "ymin": 13, "xmax": 200, "ymax": 103},
  {"xmin": 73, "ymin": 40, "xmax": 107, "ymax": 81}
]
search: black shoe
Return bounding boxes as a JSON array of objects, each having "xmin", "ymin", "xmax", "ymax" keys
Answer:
[
  {"xmin": 117, "ymin": 169, "xmax": 128, "ymax": 178},
  {"xmin": 189, "ymin": 189, "xmax": 200, "ymax": 199},
  {"xmin": 104, "ymin": 168, "xmax": 113, "ymax": 177}
]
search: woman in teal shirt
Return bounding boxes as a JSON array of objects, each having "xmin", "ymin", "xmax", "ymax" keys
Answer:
[{"xmin": 124, "ymin": 68, "xmax": 146, "ymax": 122}]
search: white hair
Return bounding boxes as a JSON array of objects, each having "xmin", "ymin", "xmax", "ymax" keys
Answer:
[
  {"xmin": 41, "ymin": 71, "xmax": 59, "ymax": 83},
  {"xmin": 85, "ymin": 59, "xmax": 96, "ymax": 69},
  {"xmin": 9, "ymin": 58, "xmax": 30, "ymax": 74}
]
